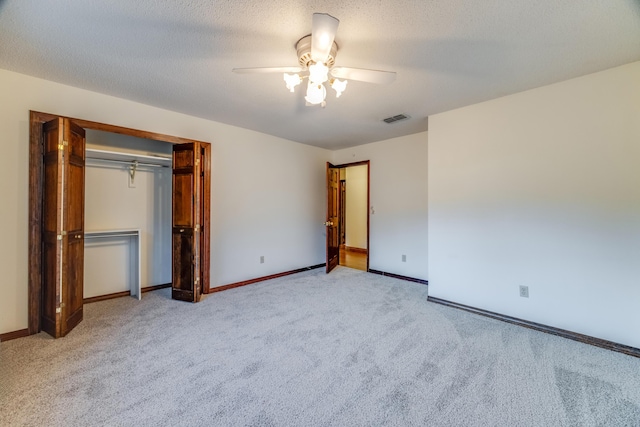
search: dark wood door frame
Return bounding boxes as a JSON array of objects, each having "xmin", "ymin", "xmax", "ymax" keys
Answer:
[
  {"xmin": 328, "ymin": 160, "xmax": 370, "ymax": 272},
  {"xmin": 28, "ymin": 111, "xmax": 212, "ymax": 335}
]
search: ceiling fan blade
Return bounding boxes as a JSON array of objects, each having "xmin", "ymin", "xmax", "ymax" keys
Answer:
[
  {"xmin": 232, "ymin": 67, "xmax": 303, "ymax": 74},
  {"xmin": 311, "ymin": 13, "xmax": 339, "ymax": 63},
  {"xmin": 330, "ymin": 67, "xmax": 396, "ymax": 84}
]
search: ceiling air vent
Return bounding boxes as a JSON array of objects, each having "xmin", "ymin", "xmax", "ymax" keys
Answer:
[{"xmin": 383, "ymin": 113, "xmax": 410, "ymax": 124}]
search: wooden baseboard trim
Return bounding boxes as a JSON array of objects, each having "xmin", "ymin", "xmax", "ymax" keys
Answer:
[
  {"xmin": 209, "ymin": 264, "xmax": 325, "ymax": 294},
  {"xmin": 0, "ymin": 328, "xmax": 30, "ymax": 342},
  {"xmin": 368, "ymin": 269, "xmax": 428, "ymax": 285},
  {"xmin": 84, "ymin": 291, "xmax": 131, "ymax": 304},
  {"xmin": 84, "ymin": 283, "xmax": 171, "ymax": 304},
  {"xmin": 142, "ymin": 283, "xmax": 171, "ymax": 293},
  {"xmin": 427, "ymin": 296, "xmax": 640, "ymax": 359},
  {"xmin": 344, "ymin": 246, "xmax": 368, "ymax": 254}
]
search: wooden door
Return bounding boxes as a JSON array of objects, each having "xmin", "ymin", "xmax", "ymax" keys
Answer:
[
  {"xmin": 339, "ymin": 180, "xmax": 346, "ymax": 246},
  {"xmin": 42, "ymin": 118, "xmax": 85, "ymax": 337},
  {"xmin": 326, "ymin": 163, "xmax": 340, "ymax": 273},
  {"xmin": 172, "ymin": 142, "xmax": 202, "ymax": 302}
]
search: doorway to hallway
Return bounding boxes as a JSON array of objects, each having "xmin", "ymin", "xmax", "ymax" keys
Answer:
[{"xmin": 326, "ymin": 161, "xmax": 369, "ymax": 273}]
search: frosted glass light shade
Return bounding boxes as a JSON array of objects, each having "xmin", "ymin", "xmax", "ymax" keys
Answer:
[
  {"xmin": 283, "ymin": 73, "xmax": 302, "ymax": 92},
  {"xmin": 331, "ymin": 78, "xmax": 347, "ymax": 97},
  {"xmin": 305, "ymin": 82, "xmax": 327, "ymax": 105},
  {"xmin": 308, "ymin": 62, "xmax": 329, "ymax": 84}
]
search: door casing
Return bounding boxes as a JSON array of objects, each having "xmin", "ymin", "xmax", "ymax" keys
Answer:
[{"xmin": 28, "ymin": 111, "xmax": 211, "ymax": 335}]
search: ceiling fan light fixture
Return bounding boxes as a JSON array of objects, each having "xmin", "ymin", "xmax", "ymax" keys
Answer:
[
  {"xmin": 233, "ymin": 13, "xmax": 395, "ymax": 108},
  {"xmin": 308, "ymin": 62, "xmax": 329, "ymax": 84},
  {"xmin": 331, "ymin": 78, "xmax": 347, "ymax": 98},
  {"xmin": 305, "ymin": 81, "xmax": 327, "ymax": 106},
  {"xmin": 283, "ymin": 73, "xmax": 302, "ymax": 92}
]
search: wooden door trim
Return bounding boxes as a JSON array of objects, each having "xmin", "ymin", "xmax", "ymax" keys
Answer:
[
  {"xmin": 29, "ymin": 111, "xmax": 212, "ymax": 335},
  {"xmin": 333, "ymin": 160, "xmax": 370, "ymax": 168},
  {"xmin": 331, "ymin": 160, "xmax": 370, "ymax": 272}
]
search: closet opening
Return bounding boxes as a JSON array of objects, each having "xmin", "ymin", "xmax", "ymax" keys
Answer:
[
  {"xmin": 28, "ymin": 111, "xmax": 211, "ymax": 338},
  {"xmin": 83, "ymin": 130, "xmax": 173, "ymax": 304}
]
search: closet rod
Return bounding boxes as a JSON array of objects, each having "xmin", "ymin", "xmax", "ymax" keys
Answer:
[
  {"xmin": 85, "ymin": 157, "xmax": 169, "ymax": 168},
  {"xmin": 85, "ymin": 233, "xmax": 139, "ymax": 239}
]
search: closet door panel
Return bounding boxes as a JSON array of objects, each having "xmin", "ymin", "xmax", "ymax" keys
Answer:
[
  {"xmin": 172, "ymin": 143, "xmax": 201, "ymax": 302},
  {"xmin": 42, "ymin": 119, "xmax": 64, "ymax": 337},
  {"xmin": 62, "ymin": 121, "xmax": 85, "ymax": 335},
  {"xmin": 173, "ymin": 174, "xmax": 193, "ymax": 227},
  {"xmin": 41, "ymin": 237, "xmax": 58, "ymax": 334},
  {"xmin": 41, "ymin": 118, "xmax": 85, "ymax": 338},
  {"xmin": 172, "ymin": 231, "xmax": 194, "ymax": 294},
  {"xmin": 200, "ymin": 143, "xmax": 211, "ymax": 294}
]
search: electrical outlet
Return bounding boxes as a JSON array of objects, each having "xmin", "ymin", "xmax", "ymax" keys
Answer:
[
  {"xmin": 260, "ymin": 256, "xmax": 264, "ymax": 264},
  {"xmin": 519, "ymin": 285, "xmax": 529, "ymax": 298},
  {"xmin": 402, "ymin": 254, "xmax": 407, "ymax": 262}
]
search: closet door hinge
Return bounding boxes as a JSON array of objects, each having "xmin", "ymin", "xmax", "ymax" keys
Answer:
[
  {"xmin": 58, "ymin": 140, "xmax": 68, "ymax": 151},
  {"xmin": 56, "ymin": 231, "xmax": 67, "ymax": 240}
]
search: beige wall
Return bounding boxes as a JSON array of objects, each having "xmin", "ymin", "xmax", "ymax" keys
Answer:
[
  {"xmin": 333, "ymin": 132, "xmax": 428, "ymax": 280},
  {"xmin": 428, "ymin": 61, "xmax": 640, "ymax": 348},
  {"xmin": 0, "ymin": 68, "xmax": 330, "ymax": 335}
]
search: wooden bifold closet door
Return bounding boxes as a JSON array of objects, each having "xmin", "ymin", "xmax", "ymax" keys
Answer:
[
  {"xmin": 41, "ymin": 118, "xmax": 85, "ymax": 338},
  {"xmin": 172, "ymin": 142, "xmax": 210, "ymax": 302},
  {"xmin": 35, "ymin": 112, "xmax": 212, "ymax": 338}
]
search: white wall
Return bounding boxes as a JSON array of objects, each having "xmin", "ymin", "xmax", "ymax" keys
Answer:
[
  {"xmin": 333, "ymin": 132, "xmax": 428, "ymax": 280},
  {"xmin": 0, "ymin": 68, "xmax": 330, "ymax": 335},
  {"xmin": 428, "ymin": 62, "xmax": 640, "ymax": 348},
  {"xmin": 84, "ymin": 131, "xmax": 172, "ymax": 298},
  {"xmin": 345, "ymin": 165, "xmax": 368, "ymax": 250}
]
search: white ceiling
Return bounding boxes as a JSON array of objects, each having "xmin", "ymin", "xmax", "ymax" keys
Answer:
[{"xmin": 1, "ymin": 1, "xmax": 639, "ymax": 150}]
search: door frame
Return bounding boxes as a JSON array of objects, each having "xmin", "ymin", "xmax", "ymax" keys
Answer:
[
  {"xmin": 327, "ymin": 160, "xmax": 370, "ymax": 272},
  {"xmin": 28, "ymin": 111, "xmax": 211, "ymax": 335}
]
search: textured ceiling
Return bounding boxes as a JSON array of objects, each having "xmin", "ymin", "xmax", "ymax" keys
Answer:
[{"xmin": 1, "ymin": 1, "xmax": 639, "ymax": 149}]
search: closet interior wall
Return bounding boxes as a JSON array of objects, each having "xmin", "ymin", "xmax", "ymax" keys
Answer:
[{"xmin": 84, "ymin": 130, "xmax": 172, "ymax": 299}]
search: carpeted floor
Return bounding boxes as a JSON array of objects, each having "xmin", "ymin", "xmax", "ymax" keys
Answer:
[{"xmin": 1, "ymin": 266, "xmax": 639, "ymax": 426}]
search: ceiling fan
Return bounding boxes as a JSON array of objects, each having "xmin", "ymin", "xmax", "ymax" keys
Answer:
[{"xmin": 232, "ymin": 13, "xmax": 396, "ymax": 107}]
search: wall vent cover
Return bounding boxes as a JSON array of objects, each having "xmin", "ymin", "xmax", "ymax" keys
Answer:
[{"xmin": 382, "ymin": 113, "xmax": 410, "ymax": 124}]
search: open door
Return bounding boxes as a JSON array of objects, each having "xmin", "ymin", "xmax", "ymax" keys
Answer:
[
  {"xmin": 172, "ymin": 142, "xmax": 208, "ymax": 302},
  {"xmin": 326, "ymin": 162, "xmax": 340, "ymax": 273},
  {"xmin": 41, "ymin": 118, "xmax": 85, "ymax": 338}
]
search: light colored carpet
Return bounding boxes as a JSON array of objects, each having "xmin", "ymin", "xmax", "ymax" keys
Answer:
[{"xmin": 1, "ymin": 266, "xmax": 639, "ymax": 426}]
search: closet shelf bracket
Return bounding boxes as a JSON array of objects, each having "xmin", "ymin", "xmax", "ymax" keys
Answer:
[{"xmin": 129, "ymin": 160, "xmax": 139, "ymax": 184}]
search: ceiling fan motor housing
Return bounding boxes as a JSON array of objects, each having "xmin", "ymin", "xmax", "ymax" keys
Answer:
[{"xmin": 296, "ymin": 35, "xmax": 338, "ymax": 68}]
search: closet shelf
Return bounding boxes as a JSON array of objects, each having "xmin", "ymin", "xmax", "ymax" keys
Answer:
[{"xmin": 86, "ymin": 148, "xmax": 172, "ymax": 167}]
